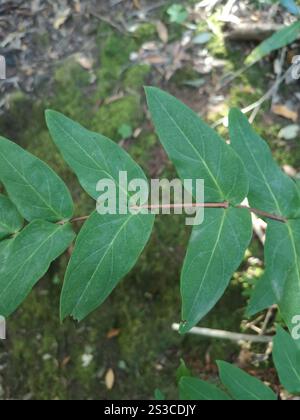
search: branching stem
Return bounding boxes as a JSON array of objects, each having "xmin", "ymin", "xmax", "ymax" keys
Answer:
[{"xmin": 65, "ymin": 202, "xmax": 287, "ymax": 225}]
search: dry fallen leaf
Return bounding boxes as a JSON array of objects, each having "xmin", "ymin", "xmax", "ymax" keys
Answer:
[
  {"xmin": 144, "ymin": 55, "xmax": 168, "ymax": 65},
  {"xmin": 107, "ymin": 328, "xmax": 121, "ymax": 339},
  {"xmin": 54, "ymin": 7, "xmax": 71, "ymax": 30},
  {"xmin": 278, "ymin": 124, "xmax": 300, "ymax": 140},
  {"xmin": 76, "ymin": 55, "xmax": 93, "ymax": 70},
  {"xmin": 272, "ymin": 104, "xmax": 298, "ymax": 122},
  {"xmin": 133, "ymin": 0, "xmax": 141, "ymax": 9},
  {"xmin": 156, "ymin": 21, "xmax": 169, "ymax": 44},
  {"xmin": 283, "ymin": 165, "xmax": 297, "ymax": 177},
  {"xmin": 74, "ymin": 1, "xmax": 81, "ymax": 13},
  {"xmin": 105, "ymin": 368, "xmax": 115, "ymax": 390},
  {"xmin": 61, "ymin": 356, "xmax": 71, "ymax": 368}
]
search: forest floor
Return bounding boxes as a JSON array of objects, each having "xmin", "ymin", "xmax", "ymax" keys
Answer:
[{"xmin": 0, "ymin": 0, "xmax": 299, "ymax": 400}]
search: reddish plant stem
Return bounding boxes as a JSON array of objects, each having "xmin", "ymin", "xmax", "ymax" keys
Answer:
[
  {"xmin": 130, "ymin": 202, "xmax": 230, "ymax": 210},
  {"xmin": 65, "ymin": 202, "xmax": 287, "ymax": 224},
  {"xmin": 237, "ymin": 205, "xmax": 287, "ymax": 223},
  {"xmin": 70, "ymin": 215, "xmax": 90, "ymax": 223}
]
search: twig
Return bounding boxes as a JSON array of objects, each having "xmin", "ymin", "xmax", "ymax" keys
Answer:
[
  {"xmin": 237, "ymin": 205, "xmax": 287, "ymax": 223},
  {"xmin": 172, "ymin": 323, "xmax": 273, "ymax": 343},
  {"xmin": 260, "ymin": 306, "xmax": 277, "ymax": 336},
  {"xmin": 130, "ymin": 1, "xmax": 166, "ymax": 17},
  {"xmin": 131, "ymin": 202, "xmax": 287, "ymax": 223},
  {"xmin": 89, "ymin": 10, "xmax": 126, "ymax": 34},
  {"xmin": 70, "ymin": 216, "xmax": 90, "ymax": 223},
  {"xmin": 213, "ymin": 66, "xmax": 293, "ymax": 128},
  {"xmin": 131, "ymin": 202, "xmax": 230, "ymax": 210},
  {"xmin": 57, "ymin": 215, "xmax": 89, "ymax": 225},
  {"xmin": 248, "ymin": 48, "xmax": 287, "ymax": 123},
  {"xmin": 59, "ymin": 203, "xmax": 287, "ymax": 225}
]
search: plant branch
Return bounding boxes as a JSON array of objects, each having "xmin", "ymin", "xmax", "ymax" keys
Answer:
[
  {"xmin": 172, "ymin": 323, "xmax": 273, "ymax": 344},
  {"xmin": 70, "ymin": 216, "xmax": 90, "ymax": 223},
  {"xmin": 237, "ymin": 205, "xmax": 287, "ymax": 223},
  {"xmin": 64, "ymin": 202, "xmax": 287, "ymax": 225},
  {"xmin": 130, "ymin": 202, "xmax": 230, "ymax": 210}
]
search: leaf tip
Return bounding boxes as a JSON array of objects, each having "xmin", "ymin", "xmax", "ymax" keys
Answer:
[{"xmin": 178, "ymin": 320, "xmax": 191, "ymax": 335}]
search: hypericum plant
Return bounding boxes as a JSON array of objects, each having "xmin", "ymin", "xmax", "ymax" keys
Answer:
[
  {"xmin": 0, "ymin": 88, "xmax": 299, "ymax": 342},
  {"xmin": 156, "ymin": 326, "xmax": 300, "ymax": 401}
]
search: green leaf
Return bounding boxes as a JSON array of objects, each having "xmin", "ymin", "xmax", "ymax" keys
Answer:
[
  {"xmin": 0, "ymin": 239, "xmax": 14, "ymax": 275},
  {"xmin": 167, "ymin": 4, "xmax": 188, "ymax": 24},
  {"xmin": 247, "ymin": 273, "xmax": 276, "ymax": 317},
  {"xmin": 60, "ymin": 211, "xmax": 154, "ymax": 321},
  {"xmin": 46, "ymin": 110, "xmax": 145, "ymax": 201},
  {"xmin": 180, "ymin": 208, "xmax": 252, "ymax": 333},
  {"xmin": 154, "ymin": 389, "xmax": 165, "ymax": 400},
  {"xmin": 176, "ymin": 359, "xmax": 192, "ymax": 383},
  {"xmin": 245, "ymin": 21, "xmax": 300, "ymax": 65},
  {"xmin": 0, "ymin": 194, "xmax": 23, "ymax": 240},
  {"xmin": 229, "ymin": 108, "xmax": 300, "ymax": 219},
  {"xmin": 273, "ymin": 326, "xmax": 300, "ymax": 394},
  {"xmin": 179, "ymin": 377, "xmax": 231, "ymax": 401},
  {"xmin": 280, "ymin": 0, "xmax": 300, "ymax": 15},
  {"xmin": 46, "ymin": 111, "xmax": 155, "ymax": 321},
  {"xmin": 145, "ymin": 87, "xmax": 249, "ymax": 205},
  {"xmin": 263, "ymin": 220, "xmax": 300, "ymax": 342},
  {"xmin": 0, "ymin": 136, "xmax": 73, "ymax": 223},
  {"xmin": 0, "ymin": 221, "xmax": 75, "ymax": 317},
  {"xmin": 217, "ymin": 361, "xmax": 277, "ymax": 401},
  {"xmin": 118, "ymin": 124, "xmax": 133, "ymax": 139}
]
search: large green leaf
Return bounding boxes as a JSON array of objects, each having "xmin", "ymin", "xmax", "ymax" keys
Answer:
[
  {"xmin": 229, "ymin": 109, "xmax": 300, "ymax": 219},
  {"xmin": 179, "ymin": 377, "xmax": 231, "ymax": 401},
  {"xmin": 145, "ymin": 87, "xmax": 249, "ymax": 205},
  {"xmin": 263, "ymin": 220, "xmax": 300, "ymax": 342},
  {"xmin": 273, "ymin": 327, "xmax": 300, "ymax": 394},
  {"xmin": 217, "ymin": 361, "xmax": 277, "ymax": 401},
  {"xmin": 0, "ymin": 221, "xmax": 75, "ymax": 317},
  {"xmin": 60, "ymin": 211, "xmax": 154, "ymax": 321},
  {"xmin": 281, "ymin": 0, "xmax": 300, "ymax": 15},
  {"xmin": 154, "ymin": 389, "xmax": 166, "ymax": 400},
  {"xmin": 0, "ymin": 136, "xmax": 73, "ymax": 222},
  {"xmin": 45, "ymin": 111, "xmax": 155, "ymax": 321},
  {"xmin": 180, "ymin": 208, "xmax": 252, "ymax": 333},
  {"xmin": 46, "ymin": 110, "xmax": 146, "ymax": 201},
  {"xmin": 0, "ymin": 194, "xmax": 23, "ymax": 240},
  {"xmin": 247, "ymin": 273, "xmax": 276, "ymax": 317},
  {"xmin": 176, "ymin": 359, "xmax": 192, "ymax": 383},
  {"xmin": 246, "ymin": 21, "xmax": 300, "ymax": 65},
  {"xmin": 0, "ymin": 239, "xmax": 14, "ymax": 275}
]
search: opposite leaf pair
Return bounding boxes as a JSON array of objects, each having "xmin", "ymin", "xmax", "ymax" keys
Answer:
[
  {"xmin": 0, "ymin": 137, "xmax": 75, "ymax": 317},
  {"xmin": 0, "ymin": 88, "xmax": 299, "ymax": 339}
]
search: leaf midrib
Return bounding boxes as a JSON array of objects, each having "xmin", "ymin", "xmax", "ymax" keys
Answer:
[
  {"xmin": 282, "ymin": 347, "xmax": 300, "ymax": 385},
  {"xmin": 286, "ymin": 222, "xmax": 300, "ymax": 297},
  {"xmin": 70, "ymin": 213, "xmax": 136, "ymax": 315},
  {"xmin": 184, "ymin": 210, "xmax": 227, "ymax": 321},
  {"xmin": 224, "ymin": 374, "xmax": 264, "ymax": 400},
  {"xmin": 151, "ymin": 94, "xmax": 225, "ymax": 201},
  {"xmin": 235, "ymin": 119, "xmax": 282, "ymax": 216},
  {"xmin": 50, "ymin": 119, "xmax": 133, "ymax": 200},
  {"xmin": 0, "ymin": 225, "xmax": 63, "ymax": 300},
  {"xmin": 0, "ymin": 148, "xmax": 63, "ymax": 220}
]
